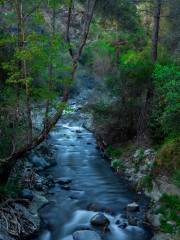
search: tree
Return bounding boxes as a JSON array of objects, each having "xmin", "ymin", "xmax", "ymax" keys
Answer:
[
  {"xmin": 151, "ymin": 0, "xmax": 161, "ymax": 62},
  {"xmin": 0, "ymin": 0, "xmax": 96, "ymax": 185}
]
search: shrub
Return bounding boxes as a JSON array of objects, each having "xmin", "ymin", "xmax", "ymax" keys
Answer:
[
  {"xmin": 151, "ymin": 64, "xmax": 180, "ymax": 142},
  {"xmin": 106, "ymin": 145, "xmax": 123, "ymax": 158},
  {"xmin": 172, "ymin": 169, "xmax": 180, "ymax": 188},
  {"xmin": 111, "ymin": 159, "xmax": 124, "ymax": 171},
  {"xmin": 139, "ymin": 175, "xmax": 153, "ymax": 192},
  {"xmin": 155, "ymin": 138, "xmax": 180, "ymax": 175},
  {"xmin": 157, "ymin": 194, "xmax": 180, "ymax": 233}
]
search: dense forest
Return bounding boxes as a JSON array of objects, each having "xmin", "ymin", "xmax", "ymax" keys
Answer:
[{"xmin": 0, "ymin": 0, "xmax": 179, "ymax": 240}]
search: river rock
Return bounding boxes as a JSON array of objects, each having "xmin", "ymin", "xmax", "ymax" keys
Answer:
[
  {"xmin": 118, "ymin": 222, "xmax": 127, "ymax": 229},
  {"xmin": 31, "ymin": 155, "xmax": 49, "ymax": 170},
  {"xmin": 30, "ymin": 191, "xmax": 49, "ymax": 214},
  {"xmin": 128, "ymin": 216, "xmax": 138, "ymax": 226},
  {"xmin": 115, "ymin": 218, "xmax": 128, "ymax": 229},
  {"xmin": 19, "ymin": 189, "xmax": 34, "ymax": 201},
  {"xmin": 87, "ymin": 203, "xmax": 113, "ymax": 214},
  {"xmin": 76, "ymin": 129, "xmax": 82, "ymax": 133},
  {"xmin": 73, "ymin": 230, "xmax": 102, "ymax": 240},
  {"xmin": 144, "ymin": 149, "xmax": 155, "ymax": 157},
  {"xmin": 69, "ymin": 190, "xmax": 85, "ymax": 199},
  {"xmin": 148, "ymin": 213, "xmax": 162, "ymax": 228},
  {"xmin": 126, "ymin": 202, "xmax": 139, "ymax": 212},
  {"xmin": 90, "ymin": 213, "xmax": 110, "ymax": 227},
  {"xmin": 46, "ymin": 157, "xmax": 57, "ymax": 168},
  {"xmin": 151, "ymin": 233, "xmax": 171, "ymax": 240},
  {"xmin": 55, "ymin": 177, "xmax": 72, "ymax": 184}
]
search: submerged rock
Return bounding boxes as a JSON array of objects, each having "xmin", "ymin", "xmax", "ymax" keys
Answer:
[
  {"xmin": 69, "ymin": 190, "xmax": 85, "ymax": 199},
  {"xmin": 127, "ymin": 216, "xmax": 138, "ymax": 226},
  {"xmin": 55, "ymin": 177, "xmax": 72, "ymax": 184},
  {"xmin": 61, "ymin": 184, "xmax": 71, "ymax": 190},
  {"xmin": 73, "ymin": 230, "xmax": 102, "ymax": 240},
  {"xmin": 118, "ymin": 222, "xmax": 127, "ymax": 229},
  {"xmin": 90, "ymin": 213, "xmax": 110, "ymax": 227}
]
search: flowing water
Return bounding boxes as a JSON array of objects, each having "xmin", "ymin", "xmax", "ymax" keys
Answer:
[{"xmin": 33, "ymin": 72, "xmax": 152, "ymax": 240}]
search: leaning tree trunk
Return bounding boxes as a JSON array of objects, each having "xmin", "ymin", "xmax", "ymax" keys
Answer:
[
  {"xmin": 0, "ymin": 90, "xmax": 69, "ymax": 185},
  {"xmin": 0, "ymin": 0, "xmax": 96, "ymax": 186}
]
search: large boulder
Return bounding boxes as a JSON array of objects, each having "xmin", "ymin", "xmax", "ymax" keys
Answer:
[
  {"xmin": 90, "ymin": 213, "xmax": 110, "ymax": 227},
  {"xmin": 73, "ymin": 230, "xmax": 102, "ymax": 240}
]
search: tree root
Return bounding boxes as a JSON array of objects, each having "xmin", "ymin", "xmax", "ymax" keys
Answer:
[{"xmin": 0, "ymin": 199, "xmax": 37, "ymax": 239}]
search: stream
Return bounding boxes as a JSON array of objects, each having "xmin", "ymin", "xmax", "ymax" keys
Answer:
[{"xmin": 31, "ymin": 72, "xmax": 152, "ymax": 240}]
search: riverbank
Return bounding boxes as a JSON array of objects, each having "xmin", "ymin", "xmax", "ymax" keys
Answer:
[{"xmin": 90, "ymin": 122, "xmax": 180, "ymax": 240}]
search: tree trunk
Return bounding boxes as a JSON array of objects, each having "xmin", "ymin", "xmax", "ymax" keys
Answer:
[
  {"xmin": 151, "ymin": 0, "xmax": 161, "ymax": 62},
  {"xmin": 44, "ymin": 6, "xmax": 55, "ymax": 132},
  {"xmin": 16, "ymin": 0, "xmax": 33, "ymax": 144}
]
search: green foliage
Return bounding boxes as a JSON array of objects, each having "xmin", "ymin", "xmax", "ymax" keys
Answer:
[
  {"xmin": 139, "ymin": 175, "xmax": 153, "ymax": 192},
  {"xmin": 157, "ymin": 194, "xmax": 180, "ymax": 233},
  {"xmin": 106, "ymin": 145, "xmax": 123, "ymax": 158},
  {"xmin": 150, "ymin": 64, "xmax": 180, "ymax": 141},
  {"xmin": 120, "ymin": 49, "xmax": 154, "ymax": 88},
  {"xmin": 111, "ymin": 159, "xmax": 124, "ymax": 171},
  {"xmin": 96, "ymin": 0, "xmax": 141, "ymax": 32},
  {"xmin": 155, "ymin": 138, "xmax": 180, "ymax": 175},
  {"xmin": 172, "ymin": 169, "xmax": 180, "ymax": 188}
]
